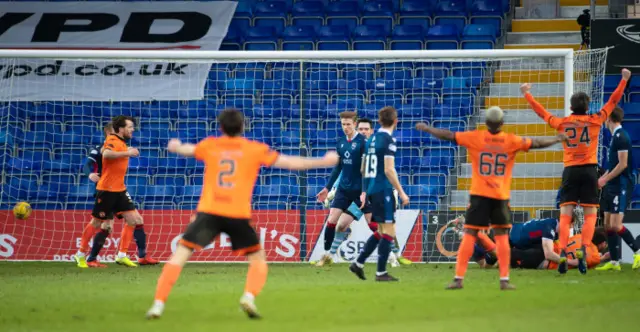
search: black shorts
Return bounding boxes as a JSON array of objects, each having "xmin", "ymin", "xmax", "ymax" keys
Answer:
[
  {"xmin": 511, "ymin": 247, "xmax": 546, "ymax": 269},
  {"xmin": 91, "ymin": 190, "xmax": 136, "ymax": 220},
  {"xmin": 558, "ymin": 164, "xmax": 599, "ymax": 207},
  {"xmin": 179, "ymin": 212, "xmax": 260, "ymax": 255},
  {"xmin": 601, "ymin": 182, "xmax": 634, "ymax": 214},
  {"xmin": 369, "ymin": 188, "xmax": 396, "ymax": 224},
  {"xmin": 331, "ymin": 188, "xmax": 366, "ymax": 212},
  {"xmin": 465, "ymin": 195, "xmax": 511, "ymax": 229}
]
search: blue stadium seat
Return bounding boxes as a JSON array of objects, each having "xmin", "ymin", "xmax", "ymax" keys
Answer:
[
  {"xmin": 292, "ymin": 0, "xmax": 325, "ymax": 16},
  {"xmin": 363, "ymin": 1, "xmax": 394, "ymax": 15},
  {"xmin": 292, "ymin": 17, "xmax": 324, "ymax": 32},
  {"xmin": 629, "ymin": 76, "xmax": 640, "ymax": 92},
  {"xmin": 7, "ymin": 157, "xmax": 41, "ymax": 173},
  {"xmin": 29, "ymin": 121, "xmax": 63, "ymax": 133},
  {"xmin": 623, "ymin": 103, "xmax": 640, "ymax": 119},
  {"xmin": 436, "ymin": 0, "xmax": 467, "ymax": 15},
  {"xmin": 255, "ymin": 184, "xmax": 291, "ymax": 200},
  {"xmin": 453, "ymin": 67, "xmax": 484, "ymax": 87},
  {"xmin": 235, "ymin": 0, "xmax": 254, "ymax": 16},
  {"xmin": 623, "ymin": 120, "xmax": 640, "ymax": 144},
  {"xmin": 43, "ymin": 155, "xmax": 83, "ymax": 173},
  {"xmin": 461, "ymin": 24, "xmax": 496, "ymax": 49},
  {"xmin": 6, "ymin": 176, "xmax": 38, "ymax": 200},
  {"xmin": 426, "ymin": 25, "xmax": 459, "ymax": 50},
  {"xmin": 20, "ymin": 149, "xmax": 52, "ymax": 162},
  {"xmin": 410, "ymin": 77, "xmax": 444, "ymax": 92},
  {"xmin": 254, "ymin": 1, "xmax": 288, "ymax": 17},
  {"xmin": 391, "ymin": 24, "xmax": 425, "ymax": 50},
  {"xmin": 352, "ymin": 25, "xmax": 387, "ymax": 50},
  {"xmin": 244, "ymin": 27, "xmax": 278, "ymax": 51},
  {"xmin": 34, "ymin": 184, "xmax": 69, "ymax": 200},
  {"xmin": 469, "ymin": 16, "xmax": 502, "ymax": 37},
  {"xmin": 604, "ymin": 75, "xmax": 621, "ymax": 93},
  {"xmin": 398, "ymin": 16, "xmax": 431, "ymax": 31},
  {"xmin": 317, "ymin": 26, "xmax": 351, "ymax": 50},
  {"xmin": 405, "ymin": 185, "xmax": 439, "ymax": 205},
  {"xmin": 344, "ymin": 68, "xmax": 376, "ymax": 83},
  {"xmin": 254, "ymin": 17, "xmax": 287, "ymax": 36},
  {"xmin": 414, "ymin": 173, "xmax": 447, "ymax": 196},
  {"xmin": 443, "ymin": 76, "xmax": 471, "ymax": 92},
  {"xmin": 326, "ymin": 1, "xmax": 360, "ymax": 16},
  {"xmin": 42, "ymin": 173, "xmax": 77, "ymax": 187},
  {"xmin": 326, "ymin": 17, "xmax": 359, "ymax": 32},
  {"xmin": 140, "ymin": 186, "xmax": 176, "ymax": 202},
  {"xmin": 279, "ymin": 130, "xmax": 302, "ymax": 146},
  {"xmin": 471, "ymin": 0, "xmax": 503, "ymax": 15},
  {"xmin": 401, "ymin": 0, "xmax": 432, "ymax": 15},
  {"xmin": 282, "ymin": 26, "xmax": 316, "ymax": 51},
  {"xmin": 421, "ymin": 147, "xmax": 456, "ymax": 171},
  {"xmin": 370, "ymin": 92, "xmax": 403, "ymax": 105}
]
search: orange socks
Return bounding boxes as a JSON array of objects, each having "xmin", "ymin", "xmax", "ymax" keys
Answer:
[
  {"xmin": 582, "ymin": 213, "xmax": 597, "ymax": 246},
  {"xmin": 154, "ymin": 263, "xmax": 182, "ymax": 303},
  {"xmin": 558, "ymin": 214, "xmax": 572, "ymax": 250},
  {"xmin": 495, "ymin": 234, "xmax": 511, "ymax": 280},
  {"xmin": 477, "ymin": 232, "xmax": 496, "ymax": 252},
  {"xmin": 244, "ymin": 260, "xmax": 268, "ymax": 297},
  {"xmin": 119, "ymin": 224, "xmax": 135, "ymax": 255},
  {"xmin": 80, "ymin": 222, "xmax": 98, "ymax": 253},
  {"xmin": 454, "ymin": 233, "xmax": 476, "ymax": 279}
]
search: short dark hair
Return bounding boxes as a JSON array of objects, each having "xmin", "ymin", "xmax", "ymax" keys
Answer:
[
  {"xmin": 218, "ymin": 108, "xmax": 244, "ymax": 136},
  {"xmin": 103, "ymin": 122, "xmax": 113, "ymax": 137},
  {"xmin": 378, "ymin": 106, "xmax": 397, "ymax": 127},
  {"xmin": 111, "ymin": 115, "xmax": 135, "ymax": 134},
  {"xmin": 356, "ymin": 118, "xmax": 374, "ymax": 129},
  {"xmin": 610, "ymin": 107, "xmax": 624, "ymax": 123},
  {"xmin": 592, "ymin": 227, "xmax": 607, "ymax": 246},
  {"xmin": 570, "ymin": 92, "xmax": 590, "ymax": 115},
  {"xmin": 339, "ymin": 111, "xmax": 358, "ymax": 122}
]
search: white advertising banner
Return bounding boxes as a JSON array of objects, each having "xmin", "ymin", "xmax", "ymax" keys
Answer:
[
  {"xmin": 0, "ymin": 1, "xmax": 237, "ymax": 101},
  {"xmin": 308, "ymin": 210, "xmax": 421, "ymax": 263}
]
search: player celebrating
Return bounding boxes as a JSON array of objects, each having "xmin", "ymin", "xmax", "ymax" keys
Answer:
[
  {"xmin": 349, "ymin": 106, "xmax": 409, "ymax": 282},
  {"xmin": 416, "ymin": 107, "xmax": 566, "ymax": 290},
  {"xmin": 324, "ymin": 118, "xmax": 412, "ymax": 266},
  {"xmin": 315, "ymin": 111, "xmax": 367, "ymax": 267},
  {"xmin": 596, "ymin": 107, "xmax": 640, "ymax": 270},
  {"xmin": 146, "ymin": 109, "xmax": 338, "ymax": 320},
  {"xmin": 521, "ymin": 68, "xmax": 630, "ymax": 275},
  {"xmin": 72, "ymin": 123, "xmax": 113, "ymax": 268},
  {"xmin": 90, "ymin": 116, "xmax": 156, "ymax": 268}
]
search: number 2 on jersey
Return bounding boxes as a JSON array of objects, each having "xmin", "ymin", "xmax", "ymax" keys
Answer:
[
  {"xmin": 364, "ymin": 154, "xmax": 377, "ymax": 178},
  {"xmin": 218, "ymin": 159, "xmax": 236, "ymax": 187},
  {"xmin": 564, "ymin": 127, "xmax": 590, "ymax": 148}
]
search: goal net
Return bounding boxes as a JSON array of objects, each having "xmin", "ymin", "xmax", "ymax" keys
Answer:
[{"xmin": 0, "ymin": 49, "xmax": 607, "ymax": 263}]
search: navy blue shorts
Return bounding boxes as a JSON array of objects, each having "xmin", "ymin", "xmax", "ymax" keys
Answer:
[
  {"xmin": 601, "ymin": 184, "xmax": 632, "ymax": 214},
  {"xmin": 368, "ymin": 188, "xmax": 396, "ymax": 224},
  {"xmin": 331, "ymin": 188, "xmax": 365, "ymax": 211}
]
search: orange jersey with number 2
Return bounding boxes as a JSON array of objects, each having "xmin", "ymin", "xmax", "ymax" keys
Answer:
[
  {"xmin": 455, "ymin": 130, "xmax": 532, "ymax": 200},
  {"xmin": 548, "ymin": 235, "xmax": 601, "ymax": 270},
  {"xmin": 524, "ymin": 78, "xmax": 627, "ymax": 167},
  {"xmin": 194, "ymin": 136, "xmax": 279, "ymax": 219}
]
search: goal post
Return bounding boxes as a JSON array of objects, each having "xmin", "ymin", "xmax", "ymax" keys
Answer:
[{"xmin": 0, "ymin": 48, "xmax": 607, "ymax": 263}]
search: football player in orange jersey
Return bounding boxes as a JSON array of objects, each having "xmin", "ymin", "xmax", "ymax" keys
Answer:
[
  {"xmin": 521, "ymin": 68, "xmax": 631, "ymax": 275},
  {"xmin": 416, "ymin": 107, "xmax": 566, "ymax": 290}
]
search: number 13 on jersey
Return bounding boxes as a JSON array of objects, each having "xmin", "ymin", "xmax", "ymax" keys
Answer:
[{"xmin": 364, "ymin": 154, "xmax": 377, "ymax": 178}]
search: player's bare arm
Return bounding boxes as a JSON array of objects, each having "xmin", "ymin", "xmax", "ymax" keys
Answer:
[
  {"xmin": 529, "ymin": 134, "xmax": 568, "ymax": 149},
  {"xmin": 415, "ymin": 122, "xmax": 455, "ymax": 141},
  {"xmin": 520, "ymin": 83, "xmax": 557, "ymax": 126},
  {"xmin": 273, "ymin": 152, "xmax": 339, "ymax": 170},
  {"xmin": 383, "ymin": 157, "xmax": 409, "ymax": 206},
  {"xmin": 103, "ymin": 148, "xmax": 138, "ymax": 159},
  {"xmin": 599, "ymin": 150, "xmax": 628, "ymax": 188},
  {"xmin": 167, "ymin": 138, "xmax": 196, "ymax": 157},
  {"xmin": 541, "ymin": 239, "xmax": 562, "ymax": 263}
]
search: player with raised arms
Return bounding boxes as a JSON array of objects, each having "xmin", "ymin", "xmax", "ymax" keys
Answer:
[
  {"xmin": 322, "ymin": 117, "xmax": 412, "ymax": 266},
  {"xmin": 146, "ymin": 109, "xmax": 338, "ymax": 320},
  {"xmin": 315, "ymin": 111, "xmax": 368, "ymax": 267},
  {"xmin": 596, "ymin": 106, "xmax": 640, "ymax": 270},
  {"xmin": 349, "ymin": 106, "xmax": 409, "ymax": 282},
  {"xmin": 416, "ymin": 107, "xmax": 566, "ymax": 290},
  {"xmin": 521, "ymin": 68, "xmax": 630, "ymax": 274}
]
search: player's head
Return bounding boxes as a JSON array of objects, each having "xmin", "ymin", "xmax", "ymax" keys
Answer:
[
  {"xmin": 606, "ymin": 106, "xmax": 624, "ymax": 131},
  {"xmin": 592, "ymin": 227, "xmax": 607, "ymax": 251},
  {"xmin": 103, "ymin": 123, "xmax": 114, "ymax": 138},
  {"xmin": 111, "ymin": 115, "xmax": 136, "ymax": 139},
  {"xmin": 570, "ymin": 92, "xmax": 590, "ymax": 115},
  {"xmin": 485, "ymin": 106, "xmax": 504, "ymax": 133},
  {"xmin": 339, "ymin": 111, "xmax": 357, "ymax": 136},
  {"xmin": 218, "ymin": 108, "xmax": 245, "ymax": 137},
  {"xmin": 356, "ymin": 118, "xmax": 374, "ymax": 138},
  {"xmin": 378, "ymin": 106, "xmax": 398, "ymax": 129}
]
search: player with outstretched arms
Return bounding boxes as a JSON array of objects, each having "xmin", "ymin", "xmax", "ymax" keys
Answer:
[
  {"xmin": 315, "ymin": 111, "xmax": 368, "ymax": 267},
  {"xmin": 521, "ymin": 68, "xmax": 630, "ymax": 275},
  {"xmin": 595, "ymin": 106, "xmax": 640, "ymax": 271},
  {"xmin": 349, "ymin": 107, "xmax": 409, "ymax": 282},
  {"xmin": 146, "ymin": 109, "xmax": 338, "ymax": 320},
  {"xmin": 89, "ymin": 116, "xmax": 155, "ymax": 268},
  {"xmin": 321, "ymin": 117, "xmax": 412, "ymax": 266},
  {"xmin": 416, "ymin": 107, "xmax": 566, "ymax": 290}
]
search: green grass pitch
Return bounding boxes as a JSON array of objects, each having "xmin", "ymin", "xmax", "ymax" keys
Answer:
[{"xmin": 1, "ymin": 262, "xmax": 638, "ymax": 332}]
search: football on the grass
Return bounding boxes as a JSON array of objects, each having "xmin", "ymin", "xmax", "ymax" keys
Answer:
[{"xmin": 13, "ymin": 202, "xmax": 32, "ymax": 220}]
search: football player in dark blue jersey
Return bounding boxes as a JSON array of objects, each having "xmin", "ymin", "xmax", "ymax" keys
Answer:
[
  {"xmin": 349, "ymin": 107, "xmax": 409, "ymax": 282},
  {"xmin": 596, "ymin": 107, "xmax": 640, "ymax": 271},
  {"xmin": 315, "ymin": 111, "xmax": 368, "ymax": 266}
]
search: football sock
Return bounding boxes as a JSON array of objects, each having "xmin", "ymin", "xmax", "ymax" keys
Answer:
[
  {"xmin": 477, "ymin": 232, "xmax": 496, "ymax": 252},
  {"xmin": 134, "ymin": 224, "xmax": 147, "ymax": 258},
  {"xmin": 244, "ymin": 260, "xmax": 268, "ymax": 297},
  {"xmin": 118, "ymin": 224, "xmax": 135, "ymax": 257},
  {"xmin": 368, "ymin": 222, "xmax": 378, "ymax": 233},
  {"xmin": 376, "ymin": 234, "xmax": 393, "ymax": 274},
  {"xmin": 495, "ymin": 234, "xmax": 511, "ymax": 280},
  {"xmin": 87, "ymin": 229, "xmax": 109, "ymax": 262},
  {"xmin": 582, "ymin": 213, "xmax": 597, "ymax": 246},
  {"xmin": 324, "ymin": 223, "xmax": 336, "ymax": 252},
  {"xmin": 617, "ymin": 226, "xmax": 639, "ymax": 252},
  {"xmin": 154, "ymin": 262, "xmax": 182, "ymax": 303},
  {"xmin": 559, "ymin": 213, "xmax": 572, "ymax": 250},
  {"xmin": 356, "ymin": 234, "xmax": 380, "ymax": 266},
  {"xmin": 391, "ymin": 236, "xmax": 400, "ymax": 255},
  {"xmin": 607, "ymin": 230, "xmax": 620, "ymax": 262},
  {"xmin": 78, "ymin": 222, "xmax": 98, "ymax": 256},
  {"xmin": 329, "ymin": 231, "xmax": 347, "ymax": 255},
  {"xmin": 454, "ymin": 233, "xmax": 476, "ymax": 279}
]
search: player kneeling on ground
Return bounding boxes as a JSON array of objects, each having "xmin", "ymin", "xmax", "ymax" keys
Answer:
[{"xmin": 146, "ymin": 109, "xmax": 338, "ymax": 320}]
